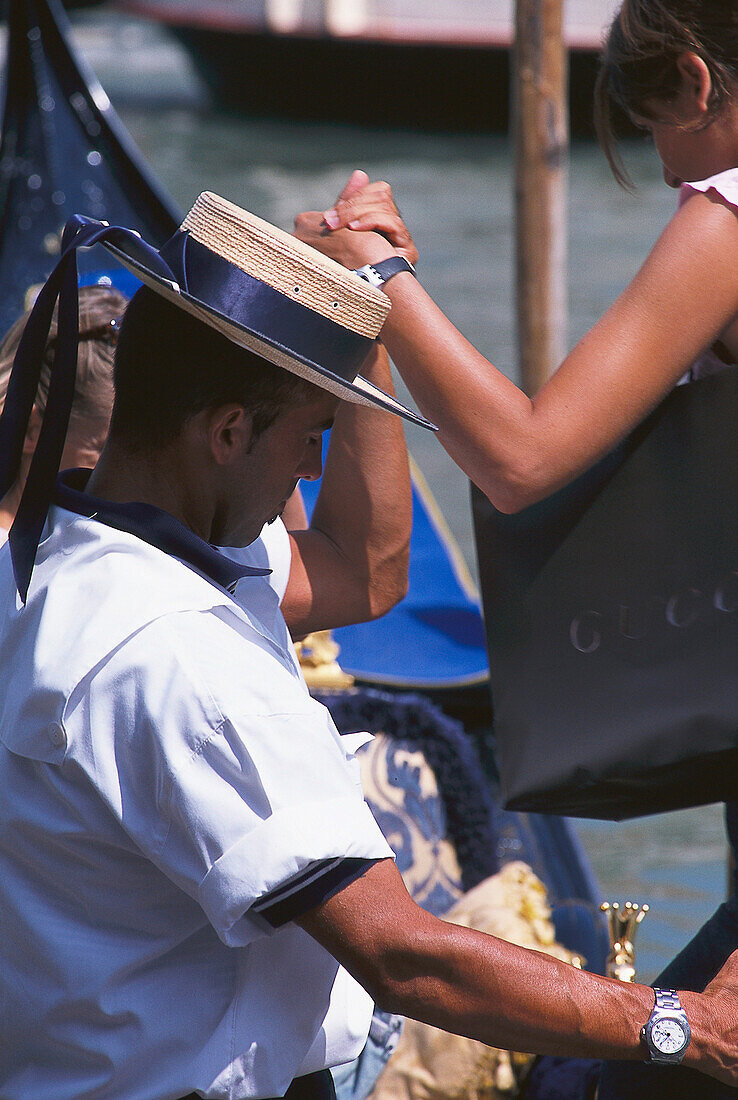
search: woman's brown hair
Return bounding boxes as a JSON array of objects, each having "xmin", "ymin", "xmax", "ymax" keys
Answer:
[
  {"xmin": 0, "ymin": 284, "xmax": 127, "ymax": 427},
  {"xmin": 594, "ymin": 0, "xmax": 738, "ymax": 187}
]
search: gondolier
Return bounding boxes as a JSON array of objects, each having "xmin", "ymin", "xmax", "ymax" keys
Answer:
[{"xmin": 1, "ymin": 192, "xmax": 738, "ymax": 1100}]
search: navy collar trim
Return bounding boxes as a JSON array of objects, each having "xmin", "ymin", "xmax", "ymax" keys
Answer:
[{"xmin": 53, "ymin": 469, "xmax": 270, "ymax": 593}]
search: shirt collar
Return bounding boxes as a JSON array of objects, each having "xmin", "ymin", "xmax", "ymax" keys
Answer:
[{"xmin": 53, "ymin": 469, "xmax": 270, "ymax": 592}]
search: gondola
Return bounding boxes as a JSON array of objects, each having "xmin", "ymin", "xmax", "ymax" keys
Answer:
[
  {"xmin": 0, "ymin": 0, "xmax": 611, "ymax": 1075},
  {"xmin": 0, "ymin": 0, "xmax": 180, "ymax": 336},
  {"xmin": 0, "ymin": 0, "xmax": 491, "ymax": 698}
]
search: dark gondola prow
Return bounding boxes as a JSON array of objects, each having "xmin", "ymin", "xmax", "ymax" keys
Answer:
[{"xmin": 0, "ymin": 0, "xmax": 181, "ymax": 338}]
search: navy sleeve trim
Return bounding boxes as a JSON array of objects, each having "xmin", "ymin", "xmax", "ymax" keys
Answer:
[{"xmin": 254, "ymin": 857, "xmax": 380, "ymax": 928}]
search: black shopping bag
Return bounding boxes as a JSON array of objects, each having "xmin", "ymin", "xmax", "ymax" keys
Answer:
[{"xmin": 472, "ymin": 366, "xmax": 738, "ymax": 820}]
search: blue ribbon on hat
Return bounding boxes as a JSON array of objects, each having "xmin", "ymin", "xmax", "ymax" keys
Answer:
[
  {"xmin": 158, "ymin": 230, "xmax": 374, "ymax": 382},
  {"xmin": 0, "ymin": 211, "xmax": 392, "ymax": 602},
  {"xmin": 0, "ymin": 215, "xmax": 177, "ymax": 602}
]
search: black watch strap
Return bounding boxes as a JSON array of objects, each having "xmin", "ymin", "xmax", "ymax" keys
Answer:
[{"xmin": 353, "ymin": 256, "xmax": 416, "ymax": 289}]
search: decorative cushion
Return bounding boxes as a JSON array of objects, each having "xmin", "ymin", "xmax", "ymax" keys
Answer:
[
  {"xmin": 311, "ymin": 688, "xmax": 604, "ymax": 1100},
  {"xmin": 358, "ymin": 732, "xmax": 464, "ymax": 916},
  {"xmin": 369, "ymin": 863, "xmax": 581, "ymax": 1100}
]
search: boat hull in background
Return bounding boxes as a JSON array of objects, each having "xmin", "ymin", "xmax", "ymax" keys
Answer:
[
  {"xmin": 176, "ymin": 27, "xmax": 601, "ymax": 134},
  {"xmin": 112, "ymin": 0, "xmax": 612, "ymax": 134}
]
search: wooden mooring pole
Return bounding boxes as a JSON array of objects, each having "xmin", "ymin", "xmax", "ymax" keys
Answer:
[{"xmin": 513, "ymin": 0, "xmax": 569, "ymax": 396}]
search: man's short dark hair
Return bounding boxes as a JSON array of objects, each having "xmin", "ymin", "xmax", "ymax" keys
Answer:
[{"xmin": 110, "ymin": 286, "xmax": 318, "ymax": 451}]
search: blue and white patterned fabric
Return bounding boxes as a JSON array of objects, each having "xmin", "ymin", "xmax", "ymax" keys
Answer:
[{"xmin": 314, "ymin": 689, "xmax": 499, "ymax": 1100}]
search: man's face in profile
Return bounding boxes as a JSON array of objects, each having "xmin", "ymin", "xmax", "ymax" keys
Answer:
[{"xmin": 223, "ymin": 390, "xmax": 339, "ymax": 547}]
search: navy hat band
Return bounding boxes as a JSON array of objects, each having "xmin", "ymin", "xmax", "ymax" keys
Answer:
[
  {"xmin": 0, "ymin": 211, "xmax": 394, "ymax": 602},
  {"xmin": 160, "ymin": 230, "xmax": 374, "ymax": 384}
]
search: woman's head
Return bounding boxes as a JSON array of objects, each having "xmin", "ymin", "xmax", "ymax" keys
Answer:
[
  {"xmin": 0, "ymin": 284, "xmax": 127, "ymax": 471},
  {"xmin": 595, "ymin": 0, "xmax": 738, "ymax": 185}
]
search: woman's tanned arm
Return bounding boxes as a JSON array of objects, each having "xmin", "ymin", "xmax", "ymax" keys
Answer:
[{"xmin": 295, "ymin": 181, "xmax": 738, "ymax": 512}]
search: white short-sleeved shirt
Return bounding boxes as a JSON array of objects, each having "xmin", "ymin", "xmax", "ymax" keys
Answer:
[
  {"xmin": 219, "ymin": 519, "xmax": 299, "ymax": 675},
  {"xmin": 0, "ymin": 473, "xmax": 392, "ymax": 1100}
]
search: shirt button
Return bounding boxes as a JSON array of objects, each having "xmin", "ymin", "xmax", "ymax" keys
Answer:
[{"xmin": 47, "ymin": 722, "xmax": 66, "ymax": 748}]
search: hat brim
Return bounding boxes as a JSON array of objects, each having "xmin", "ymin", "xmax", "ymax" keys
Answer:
[{"xmin": 102, "ymin": 239, "xmax": 436, "ymax": 431}]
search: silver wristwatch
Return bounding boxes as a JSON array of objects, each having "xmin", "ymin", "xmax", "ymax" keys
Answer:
[
  {"xmin": 640, "ymin": 988, "xmax": 691, "ymax": 1064},
  {"xmin": 353, "ymin": 256, "xmax": 416, "ymax": 289}
]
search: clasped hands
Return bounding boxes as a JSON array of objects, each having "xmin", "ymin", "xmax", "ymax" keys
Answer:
[{"xmin": 294, "ymin": 169, "xmax": 418, "ymax": 273}]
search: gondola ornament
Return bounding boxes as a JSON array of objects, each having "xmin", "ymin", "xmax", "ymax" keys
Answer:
[{"xmin": 601, "ymin": 901, "xmax": 649, "ymax": 982}]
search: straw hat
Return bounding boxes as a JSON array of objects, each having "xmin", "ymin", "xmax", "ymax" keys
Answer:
[{"xmin": 102, "ymin": 191, "xmax": 433, "ymax": 429}]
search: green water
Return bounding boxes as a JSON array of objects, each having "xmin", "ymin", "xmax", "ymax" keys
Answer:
[{"xmin": 66, "ymin": 8, "xmax": 730, "ymax": 984}]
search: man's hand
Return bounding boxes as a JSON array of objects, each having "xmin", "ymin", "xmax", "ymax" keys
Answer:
[
  {"xmin": 323, "ymin": 170, "xmax": 418, "ymax": 265},
  {"xmin": 294, "ymin": 169, "xmax": 418, "ymax": 270},
  {"xmin": 689, "ymin": 948, "xmax": 738, "ymax": 1084}
]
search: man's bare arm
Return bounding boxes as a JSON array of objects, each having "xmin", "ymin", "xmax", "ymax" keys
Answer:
[
  {"xmin": 281, "ymin": 341, "xmax": 411, "ymax": 638},
  {"xmin": 298, "ymin": 859, "xmax": 738, "ymax": 1085},
  {"xmin": 281, "ymin": 171, "xmax": 411, "ymax": 638}
]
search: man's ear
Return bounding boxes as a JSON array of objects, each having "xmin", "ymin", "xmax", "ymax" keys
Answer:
[
  {"xmin": 22, "ymin": 406, "xmax": 43, "ymax": 456},
  {"xmin": 675, "ymin": 51, "xmax": 713, "ymax": 116},
  {"xmin": 207, "ymin": 404, "xmax": 254, "ymax": 465}
]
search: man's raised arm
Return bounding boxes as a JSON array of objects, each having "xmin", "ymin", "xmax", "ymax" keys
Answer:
[{"xmin": 281, "ymin": 340, "xmax": 411, "ymax": 638}]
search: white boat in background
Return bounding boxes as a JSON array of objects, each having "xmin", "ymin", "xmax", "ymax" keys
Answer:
[
  {"xmin": 110, "ymin": 0, "xmax": 618, "ymax": 46},
  {"xmin": 110, "ymin": 0, "xmax": 620, "ymax": 132}
]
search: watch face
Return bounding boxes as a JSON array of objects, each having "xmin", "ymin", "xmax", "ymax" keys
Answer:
[{"xmin": 651, "ymin": 1018, "xmax": 688, "ymax": 1054}]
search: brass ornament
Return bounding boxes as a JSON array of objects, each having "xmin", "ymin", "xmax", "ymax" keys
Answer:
[
  {"xmin": 601, "ymin": 901, "xmax": 649, "ymax": 982},
  {"xmin": 294, "ymin": 629, "xmax": 355, "ymax": 689}
]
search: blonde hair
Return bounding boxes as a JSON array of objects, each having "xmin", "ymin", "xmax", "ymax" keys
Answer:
[{"xmin": 0, "ymin": 284, "xmax": 127, "ymax": 428}]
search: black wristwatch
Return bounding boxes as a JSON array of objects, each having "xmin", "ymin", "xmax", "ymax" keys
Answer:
[
  {"xmin": 640, "ymin": 988, "xmax": 691, "ymax": 1064},
  {"xmin": 353, "ymin": 256, "xmax": 416, "ymax": 289}
]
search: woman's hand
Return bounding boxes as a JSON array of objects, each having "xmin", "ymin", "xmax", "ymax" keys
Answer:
[
  {"xmin": 294, "ymin": 169, "xmax": 418, "ymax": 269},
  {"xmin": 322, "ymin": 171, "xmax": 418, "ymax": 265}
]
